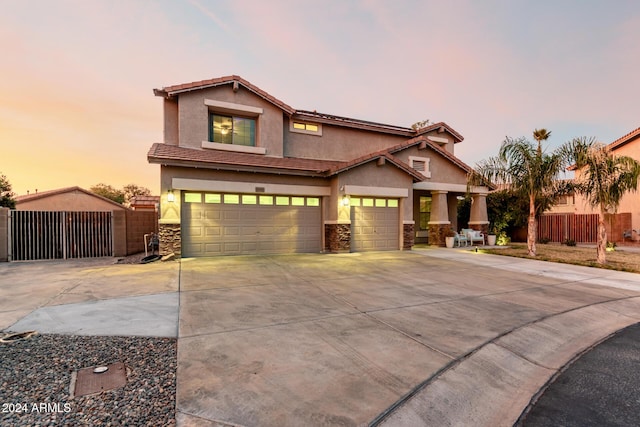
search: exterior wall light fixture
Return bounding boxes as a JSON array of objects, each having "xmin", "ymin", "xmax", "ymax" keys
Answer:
[
  {"xmin": 341, "ymin": 195, "xmax": 350, "ymax": 207},
  {"xmin": 167, "ymin": 189, "xmax": 175, "ymax": 203}
]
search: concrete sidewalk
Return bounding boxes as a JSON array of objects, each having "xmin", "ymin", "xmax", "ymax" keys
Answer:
[{"xmin": 2, "ymin": 249, "xmax": 639, "ymax": 426}]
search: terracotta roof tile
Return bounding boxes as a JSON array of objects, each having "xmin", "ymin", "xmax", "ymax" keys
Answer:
[
  {"xmin": 326, "ymin": 149, "xmax": 425, "ymax": 181},
  {"xmin": 415, "ymin": 122, "xmax": 464, "ymax": 142},
  {"xmin": 608, "ymin": 127, "xmax": 640, "ymax": 151},
  {"xmin": 148, "ymin": 135, "xmax": 475, "ymax": 181},
  {"xmin": 155, "ymin": 75, "xmax": 295, "ymax": 115},
  {"xmin": 147, "ymin": 143, "xmax": 343, "ymax": 176},
  {"xmin": 294, "ymin": 110, "xmax": 413, "ymax": 136},
  {"xmin": 154, "ymin": 76, "xmax": 466, "ymax": 141},
  {"xmin": 387, "ymin": 136, "xmax": 474, "ymax": 174}
]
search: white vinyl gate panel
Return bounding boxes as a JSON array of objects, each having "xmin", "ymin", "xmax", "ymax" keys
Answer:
[
  {"xmin": 182, "ymin": 193, "xmax": 322, "ymax": 256},
  {"xmin": 351, "ymin": 198, "xmax": 399, "ymax": 251}
]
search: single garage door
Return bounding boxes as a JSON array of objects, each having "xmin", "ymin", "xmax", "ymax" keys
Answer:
[
  {"xmin": 350, "ymin": 197, "xmax": 399, "ymax": 251},
  {"xmin": 182, "ymin": 192, "xmax": 322, "ymax": 256}
]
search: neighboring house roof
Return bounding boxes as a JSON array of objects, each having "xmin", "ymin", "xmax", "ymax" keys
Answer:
[
  {"xmin": 15, "ymin": 186, "xmax": 127, "ymax": 210},
  {"xmin": 568, "ymin": 126, "xmax": 640, "ymax": 170},
  {"xmin": 608, "ymin": 126, "xmax": 640, "ymax": 151},
  {"xmin": 130, "ymin": 195, "xmax": 160, "ymax": 204},
  {"xmin": 154, "ymin": 75, "xmax": 464, "ymax": 142}
]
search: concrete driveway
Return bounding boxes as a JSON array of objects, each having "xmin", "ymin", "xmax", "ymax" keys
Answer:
[
  {"xmin": 0, "ymin": 258, "xmax": 179, "ymax": 336},
  {"xmin": 2, "ymin": 250, "xmax": 640, "ymax": 426},
  {"xmin": 175, "ymin": 250, "xmax": 640, "ymax": 426}
]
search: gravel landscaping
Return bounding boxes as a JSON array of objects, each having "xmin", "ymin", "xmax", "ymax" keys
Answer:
[{"xmin": 1, "ymin": 333, "xmax": 176, "ymax": 426}]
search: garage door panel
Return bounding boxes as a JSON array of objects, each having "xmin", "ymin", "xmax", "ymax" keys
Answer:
[
  {"xmin": 205, "ymin": 211, "xmax": 221, "ymax": 220},
  {"xmin": 182, "ymin": 192, "xmax": 321, "ymax": 256},
  {"xmin": 204, "ymin": 243, "xmax": 222, "ymax": 252},
  {"xmin": 204, "ymin": 227, "xmax": 221, "ymax": 236},
  {"xmin": 187, "ymin": 227, "xmax": 203, "ymax": 237},
  {"xmin": 224, "ymin": 227, "xmax": 240, "ymax": 236},
  {"xmin": 351, "ymin": 202, "xmax": 399, "ymax": 252},
  {"xmin": 241, "ymin": 226, "xmax": 258, "ymax": 236}
]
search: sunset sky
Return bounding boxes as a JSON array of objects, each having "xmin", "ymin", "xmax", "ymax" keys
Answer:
[{"xmin": 2, "ymin": 0, "xmax": 639, "ymax": 196}]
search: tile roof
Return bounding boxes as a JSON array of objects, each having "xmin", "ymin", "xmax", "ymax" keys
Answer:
[
  {"xmin": 148, "ymin": 139, "xmax": 474, "ymax": 183},
  {"xmin": 293, "ymin": 110, "xmax": 414, "ymax": 136},
  {"xmin": 154, "ymin": 75, "xmax": 465, "ymax": 141},
  {"xmin": 415, "ymin": 122, "xmax": 464, "ymax": 142},
  {"xmin": 387, "ymin": 136, "xmax": 475, "ymax": 174},
  {"xmin": 326, "ymin": 150, "xmax": 425, "ymax": 182},
  {"xmin": 154, "ymin": 75, "xmax": 295, "ymax": 115},
  {"xmin": 147, "ymin": 143, "xmax": 343, "ymax": 176},
  {"xmin": 608, "ymin": 127, "xmax": 640, "ymax": 151}
]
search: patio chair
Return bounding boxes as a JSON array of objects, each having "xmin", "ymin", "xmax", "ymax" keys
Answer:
[
  {"xmin": 462, "ymin": 228, "xmax": 485, "ymax": 245},
  {"xmin": 454, "ymin": 231, "xmax": 468, "ymax": 247}
]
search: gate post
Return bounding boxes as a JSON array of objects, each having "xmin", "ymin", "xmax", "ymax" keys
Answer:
[{"xmin": 0, "ymin": 208, "xmax": 8, "ymax": 262}]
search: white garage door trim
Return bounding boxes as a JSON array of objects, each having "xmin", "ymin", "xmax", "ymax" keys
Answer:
[
  {"xmin": 182, "ymin": 192, "xmax": 322, "ymax": 256},
  {"xmin": 350, "ymin": 197, "xmax": 399, "ymax": 251}
]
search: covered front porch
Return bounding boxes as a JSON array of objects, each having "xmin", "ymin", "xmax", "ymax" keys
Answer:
[{"xmin": 413, "ymin": 183, "xmax": 489, "ymax": 246}]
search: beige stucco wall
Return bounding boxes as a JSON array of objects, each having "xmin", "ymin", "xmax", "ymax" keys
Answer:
[
  {"xmin": 333, "ymin": 162, "xmax": 414, "ymax": 221},
  {"xmin": 17, "ymin": 191, "xmax": 126, "ymax": 211},
  {"xmin": 394, "ymin": 145, "xmax": 468, "ymax": 186},
  {"xmin": 284, "ymin": 118, "xmax": 409, "ymax": 161},
  {"xmin": 176, "ymin": 85, "xmax": 284, "ymax": 157},
  {"xmin": 284, "ymin": 118, "xmax": 458, "ymax": 161},
  {"xmin": 159, "ymin": 165, "xmax": 331, "ymax": 223},
  {"xmin": 163, "ymin": 98, "xmax": 179, "ymax": 146}
]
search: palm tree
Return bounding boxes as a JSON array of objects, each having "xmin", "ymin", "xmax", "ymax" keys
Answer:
[
  {"xmin": 469, "ymin": 134, "xmax": 569, "ymax": 257},
  {"xmin": 533, "ymin": 128, "xmax": 551, "ymax": 154},
  {"xmin": 566, "ymin": 137, "xmax": 640, "ymax": 264}
]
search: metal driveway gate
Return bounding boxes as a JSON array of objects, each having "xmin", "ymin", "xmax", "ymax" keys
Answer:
[{"xmin": 10, "ymin": 211, "xmax": 113, "ymax": 261}]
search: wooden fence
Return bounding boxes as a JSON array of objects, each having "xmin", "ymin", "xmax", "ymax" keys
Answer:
[{"xmin": 538, "ymin": 213, "xmax": 631, "ymax": 243}]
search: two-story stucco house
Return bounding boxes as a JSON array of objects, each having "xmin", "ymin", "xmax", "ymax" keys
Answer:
[{"xmin": 148, "ymin": 75, "xmax": 489, "ymax": 257}]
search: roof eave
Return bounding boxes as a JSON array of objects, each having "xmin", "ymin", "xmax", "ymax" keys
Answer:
[{"xmin": 148, "ymin": 156, "xmax": 329, "ymax": 177}]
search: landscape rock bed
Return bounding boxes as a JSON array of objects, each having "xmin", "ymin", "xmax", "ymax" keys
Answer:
[{"xmin": 1, "ymin": 333, "xmax": 176, "ymax": 426}]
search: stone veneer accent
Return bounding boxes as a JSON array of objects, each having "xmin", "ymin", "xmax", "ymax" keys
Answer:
[
  {"xmin": 403, "ymin": 223, "xmax": 415, "ymax": 250},
  {"xmin": 428, "ymin": 224, "xmax": 451, "ymax": 247},
  {"xmin": 159, "ymin": 223, "xmax": 181, "ymax": 256},
  {"xmin": 325, "ymin": 224, "xmax": 351, "ymax": 252}
]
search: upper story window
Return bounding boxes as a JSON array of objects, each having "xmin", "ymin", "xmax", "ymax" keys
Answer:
[
  {"xmin": 210, "ymin": 114, "xmax": 256, "ymax": 146},
  {"xmin": 290, "ymin": 120, "xmax": 322, "ymax": 136}
]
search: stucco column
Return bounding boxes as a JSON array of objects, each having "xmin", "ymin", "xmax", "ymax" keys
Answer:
[
  {"xmin": 427, "ymin": 191, "xmax": 450, "ymax": 246},
  {"xmin": 469, "ymin": 192, "xmax": 489, "ymax": 233}
]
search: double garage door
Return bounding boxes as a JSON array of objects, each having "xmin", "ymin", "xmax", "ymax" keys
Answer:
[
  {"xmin": 350, "ymin": 197, "xmax": 400, "ymax": 251},
  {"xmin": 182, "ymin": 192, "xmax": 322, "ymax": 257}
]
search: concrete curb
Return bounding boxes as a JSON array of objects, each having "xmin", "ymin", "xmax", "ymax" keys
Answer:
[{"xmin": 373, "ymin": 297, "xmax": 640, "ymax": 426}]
